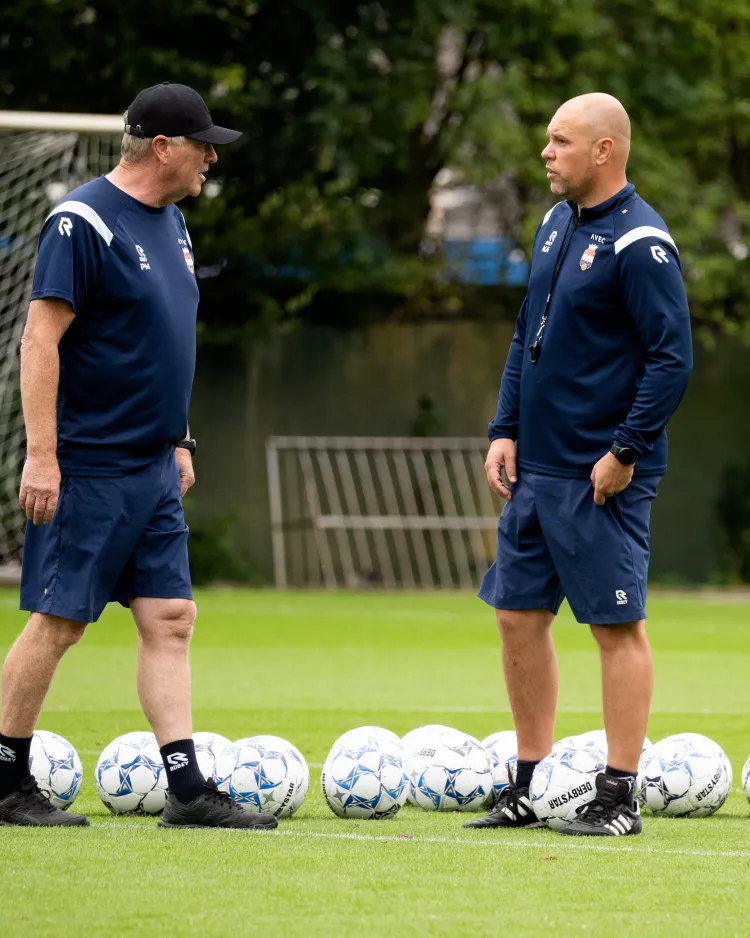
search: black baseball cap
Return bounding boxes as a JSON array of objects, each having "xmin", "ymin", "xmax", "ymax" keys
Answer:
[{"xmin": 125, "ymin": 82, "xmax": 241, "ymax": 145}]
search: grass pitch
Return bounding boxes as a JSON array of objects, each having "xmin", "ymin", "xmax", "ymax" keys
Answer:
[{"xmin": 1, "ymin": 588, "xmax": 750, "ymax": 937}]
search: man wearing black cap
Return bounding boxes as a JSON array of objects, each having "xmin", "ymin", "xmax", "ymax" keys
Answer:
[{"xmin": 0, "ymin": 84, "xmax": 272, "ymax": 830}]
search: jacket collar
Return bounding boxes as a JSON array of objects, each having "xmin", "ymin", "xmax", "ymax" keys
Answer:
[{"xmin": 567, "ymin": 183, "xmax": 636, "ymax": 222}]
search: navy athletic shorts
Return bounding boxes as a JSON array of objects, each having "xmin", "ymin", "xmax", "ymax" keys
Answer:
[
  {"xmin": 20, "ymin": 448, "xmax": 192, "ymax": 623},
  {"xmin": 479, "ymin": 471, "xmax": 661, "ymax": 625}
]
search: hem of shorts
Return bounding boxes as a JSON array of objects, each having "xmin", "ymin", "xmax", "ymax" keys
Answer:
[
  {"xmin": 478, "ymin": 592, "xmax": 563, "ymax": 615},
  {"xmin": 113, "ymin": 590, "xmax": 193, "ymax": 607},
  {"xmin": 573, "ymin": 609, "xmax": 648, "ymax": 625},
  {"xmin": 20, "ymin": 599, "xmax": 98, "ymax": 624},
  {"xmin": 517, "ymin": 460, "xmax": 666, "ymax": 479}
]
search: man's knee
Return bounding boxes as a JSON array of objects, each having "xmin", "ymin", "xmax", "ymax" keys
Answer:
[
  {"xmin": 137, "ymin": 599, "xmax": 196, "ymax": 644},
  {"xmin": 496, "ymin": 608, "xmax": 554, "ymax": 640},
  {"xmin": 27, "ymin": 612, "xmax": 87, "ymax": 651},
  {"xmin": 590, "ymin": 619, "xmax": 647, "ymax": 650}
]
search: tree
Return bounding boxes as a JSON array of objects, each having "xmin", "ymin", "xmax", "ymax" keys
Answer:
[{"xmin": 3, "ymin": 0, "xmax": 750, "ymax": 342}]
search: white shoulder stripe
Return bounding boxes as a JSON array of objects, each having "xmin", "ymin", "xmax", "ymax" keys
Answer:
[
  {"xmin": 542, "ymin": 201, "xmax": 565, "ymax": 226},
  {"xmin": 46, "ymin": 201, "xmax": 113, "ymax": 246},
  {"xmin": 179, "ymin": 210, "xmax": 192, "ymax": 249},
  {"xmin": 614, "ymin": 225, "xmax": 677, "ymax": 256}
]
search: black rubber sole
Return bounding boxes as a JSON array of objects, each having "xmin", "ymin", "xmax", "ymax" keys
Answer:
[
  {"xmin": 0, "ymin": 816, "xmax": 90, "ymax": 827},
  {"xmin": 157, "ymin": 817, "xmax": 278, "ymax": 830}
]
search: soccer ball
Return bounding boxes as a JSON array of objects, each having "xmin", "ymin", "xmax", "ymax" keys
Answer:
[
  {"xmin": 30, "ymin": 730, "xmax": 83, "ymax": 810},
  {"xmin": 481, "ymin": 731, "xmax": 517, "ymax": 805},
  {"xmin": 193, "ymin": 731, "xmax": 232, "ymax": 780},
  {"xmin": 321, "ymin": 732, "xmax": 408, "ymax": 819},
  {"xmin": 638, "ymin": 734, "xmax": 732, "ymax": 817},
  {"xmin": 333, "ymin": 726, "xmax": 401, "ymax": 749},
  {"xmin": 95, "ymin": 731, "xmax": 167, "ymax": 815},
  {"xmin": 555, "ymin": 730, "xmax": 653, "ymax": 762},
  {"xmin": 401, "ymin": 725, "xmax": 452, "ymax": 806},
  {"xmin": 409, "ymin": 728, "xmax": 491, "ymax": 812},
  {"xmin": 742, "ymin": 755, "xmax": 750, "ymax": 802},
  {"xmin": 213, "ymin": 735, "xmax": 309, "ymax": 818},
  {"xmin": 530, "ymin": 743, "xmax": 606, "ymax": 830}
]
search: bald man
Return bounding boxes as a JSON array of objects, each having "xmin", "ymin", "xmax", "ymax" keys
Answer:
[{"xmin": 466, "ymin": 94, "xmax": 692, "ymax": 836}]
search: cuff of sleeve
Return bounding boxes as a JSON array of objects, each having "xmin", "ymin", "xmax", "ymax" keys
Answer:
[
  {"xmin": 30, "ymin": 290, "xmax": 78, "ymax": 314},
  {"xmin": 489, "ymin": 424, "xmax": 517, "ymax": 443},
  {"xmin": 612, "ymin": 429, "xmax": 648, "ymax": 456}
]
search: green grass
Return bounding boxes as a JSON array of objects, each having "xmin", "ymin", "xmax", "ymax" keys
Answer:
[{"xmin": 1, "ymin": 588, "xmax": 750, "ymax": 936}]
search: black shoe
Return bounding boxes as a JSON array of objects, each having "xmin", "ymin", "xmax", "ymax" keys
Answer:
[
  {"xmin": 158, "ymin": 778, "xmax": 279, "ymax": 830},
  {"xmin": 463, "ymin": 779, "xmax": 538, "ymax": 829},
  {"xmin": 559, "ymin": 773, "xmax": 642, "ymax": 837},
  {"xmin": 0, "ymin": 776, "xmax": 89, "ymax": 827}
]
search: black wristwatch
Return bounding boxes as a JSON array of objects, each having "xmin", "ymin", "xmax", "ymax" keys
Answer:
[
  {"xmin": 609, "ymin": 443, "xmax": 637, "ymax": 466},
  {"xmin": 175, "ymin": 439, "xmax": 197, "ymax": 457}
]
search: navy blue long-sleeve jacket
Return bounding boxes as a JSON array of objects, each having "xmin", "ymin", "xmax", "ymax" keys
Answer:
[{"xmin": 490, "ymin": 183, "xmax": 693, "ymax": 477}]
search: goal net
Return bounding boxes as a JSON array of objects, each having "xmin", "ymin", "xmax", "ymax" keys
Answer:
[
  {"xmin": 266, "ymin": 436, "xmax": 502, "ymax": 589},
  {"xmin": 0, "ymin": 111, "xmax": 121, "ymax": 565}
]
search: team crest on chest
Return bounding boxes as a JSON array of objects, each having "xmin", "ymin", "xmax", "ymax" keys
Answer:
[
  {"xmin": 579, "ymin": 244, "xmax": 598, "ymax": 271},
  {"xmin": 182, "ymin": 246, "xmax": 195, "ymax": 275}
]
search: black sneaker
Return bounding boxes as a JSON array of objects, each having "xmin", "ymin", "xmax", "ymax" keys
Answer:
[
  {"xmin": 463, "ymin": 773, "xmax": 538, "ymax": 829},
  {"xmin": 0, "ymin": 776, "xmax": 89, "ymax": 827},
  {"xmin": 158, "ymin": 778, "xmax": 279, "ymax": 830},
  {"xmin": 559, "ymin": 773, "xmax": 642, "ymax": 837}
]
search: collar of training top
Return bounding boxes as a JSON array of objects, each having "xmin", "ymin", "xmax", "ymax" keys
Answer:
[
  {"xmin": 124, "ymin": 82, "xmax": 242, "ymax": 145},
  {"xmin": 567, "ymin": 183, "xmax": 636, "ymax": 222}
]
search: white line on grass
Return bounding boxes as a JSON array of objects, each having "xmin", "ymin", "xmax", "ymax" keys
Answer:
[{"xmin": 272, "ymin": 829, "xmax": 750, "ymax": 860}]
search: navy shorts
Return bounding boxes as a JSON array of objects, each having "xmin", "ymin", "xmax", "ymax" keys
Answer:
[
  {"xmin": 20, "ymin": 448, "xmax": 192, "ymax": 623},
  {"xmin": 479, "ymin": 471, "xmax": 661, "ymax": 625}
]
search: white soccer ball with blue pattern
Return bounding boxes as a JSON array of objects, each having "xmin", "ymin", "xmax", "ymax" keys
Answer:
[
  {"xmin": 481, "ymin": 731, "xmax": 517, "ymax": 806},
  {"xmin": 401, "ymin": 725, "xmax": 452, "ymax": 806},
  {"xmin": 530, "ymin": 743, "xmax": 606, "ymax": 830},
  {"xmin": 409, "ymin": 728, "xmax": 491, "ymax": 812},
  {"xmin": 30, "ymin": 730, "xmax": 83, "ymax": 810},
  {"xmin": 213, "ymin": 735, "xmax": 309, "ymax": 818},
  {"xmin": 742, "ymin": 755, "xmax": 750, "ymax": 802},
  {"xmin": 322, "ymin": 732, "xmax": 408, "ymax": 819},
  {"xmin": 95, "ymin": 731, "xmax": 167, "ymax": 815},
  {"xmin": 193, "ymin": 731, "xmax": 232, "ymax": 781},
  {"xmin": 637, "ymin": 734, "xmax": 731, "ymax": 817},
  {"xmin": 334, "ymin": 726, "xmax": 401, "ymax": 749}
]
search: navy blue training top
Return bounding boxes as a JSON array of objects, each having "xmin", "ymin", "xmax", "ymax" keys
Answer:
[
  {"xmin": 30, "ymin": 176, "xmax": 199, "ymax": 476},
  {"xmin": 490, "ymin": 184, "xmax": 693, "ymax": 477}
]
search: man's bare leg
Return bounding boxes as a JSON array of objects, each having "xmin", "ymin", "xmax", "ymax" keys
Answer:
[
  {"xmin": 497, "ymin": 608, "xmax": 557, "ymax": 761},
  {"xmin": 130, "ymin": 596, "xmax": 205, "ymax": 804},
  {"xmin": 1, "ymin": 612, "xmax": 86, "ymax": 738},
  {"xmin": 590, "ymin": 619, "xmax": 652, "ymax": 773}
]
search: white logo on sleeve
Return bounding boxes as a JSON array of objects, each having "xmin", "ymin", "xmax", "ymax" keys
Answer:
[
  {"xmin": 0, "ymin": 743, "xmax": 16, "ymax": 761},
  {"xmin": 136, "ymin": 244, "xmax": 151, "ymax": 271},
  {"xmin": 58, "ymin": 217, "xmax": 73, "ymax": 237},
  {"xmin": 615, "ymin": 590, "xmax": 628, "ymax": 605},
  {"xmin": 541, "ymin": 230, "xmax": 558, "ymax": 253},
  {"xmin": 651, "ymin": 245, "xmax": 669, "ymax": 264},
  {"xmin": 166, "ymin": 752, "xmax": 189, "ymax": 769}
]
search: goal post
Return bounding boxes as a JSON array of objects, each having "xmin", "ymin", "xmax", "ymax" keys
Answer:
[
  {"xmin": 266, "ymin": 436, "xmax": 503, "ymax": 590},
  {"xmin": 0, "ymin": 111, "xmax": 122, "ymax": 566}
]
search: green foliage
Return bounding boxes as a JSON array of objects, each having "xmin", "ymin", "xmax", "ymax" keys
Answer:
[
  {"xmin": 4, "ymin": 1, "xmax": 750, "ymax": 338},
  {"xmin": 715, "ymin": 460, "xmax": 750, "ymax": 583},
  {"xmin": 183, "ymin": 503, "xmax": 253, "ymax": 585}
]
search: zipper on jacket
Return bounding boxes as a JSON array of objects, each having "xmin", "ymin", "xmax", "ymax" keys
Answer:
[{"xmin": 529, "ymin": 213, "xmax": 579, "ymax": 363}]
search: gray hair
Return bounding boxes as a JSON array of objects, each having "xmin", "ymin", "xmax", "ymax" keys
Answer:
[{"xmin": 121, "ymin": 110, "xmax": 186, "ymax": 164}]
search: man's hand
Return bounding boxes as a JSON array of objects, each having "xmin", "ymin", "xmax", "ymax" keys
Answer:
[
  {"xmin": 19, "ymin": 455, "xmax": 61, "ymax": 525},
  {"xmin": 175, "ymin": 447, "xmax": 195, "ymax": 497},
  {"xmin": 485, "ymin": 438, "xmax": 517, "ymax": 499},
  {"xmin": 590, "ymin": 451, "xmax": 634, "ymax": 506}
]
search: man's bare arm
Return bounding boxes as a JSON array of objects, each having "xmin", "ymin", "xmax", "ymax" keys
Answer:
[{"xmin": 19, "ymin": 298, "xmax": 75, "ymax": 525}]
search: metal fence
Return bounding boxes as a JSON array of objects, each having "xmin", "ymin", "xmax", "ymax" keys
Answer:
[{"xmin": 266, "ymin": 436, "xmax": 502, "ymax": 589}]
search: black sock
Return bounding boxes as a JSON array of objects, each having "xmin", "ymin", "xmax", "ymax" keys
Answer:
[
  {"xmin": 605, "ymin": 765, "xmax": 636, "ymax": 805},
  {"xmin": 515, "ymin": 759, "xmax": 540, "ymax": 790},
  {"xmin": 160, "ymin": 739, "xmax": 205, "ymax": 805},
  {"xmin": 0, "ymin": 733, "xmax": 32, "ymax": 797},
  {"xmin": 605, "ymin": 764, "xmax": 636, "ymax": 780}
]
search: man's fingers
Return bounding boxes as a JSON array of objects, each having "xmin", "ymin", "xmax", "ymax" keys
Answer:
[
  {"xmin": 593, "ymin": 485, "xmax": 608, "ymax": 506},
  {"xmin": 504, "ymin": 451, "xmax": 517, "ymax": 484},
  {"xmin": 31, "ymin": 495, "xmax": 49, "ymax": 526},
  {"xmin": 486, "ymin": 463, "xmax": 511, "ymax": 500},
  {"xmin": 42, "ymin": 494, "xmax": 58, "ymax": 524}
]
